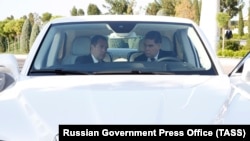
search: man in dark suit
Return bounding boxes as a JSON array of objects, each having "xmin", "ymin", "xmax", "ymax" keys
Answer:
[
  {"xmin": 225, "ymin": 28, "xmax": 233, "ymax": 39},
  {"xmin": 134, "ymin": 31, "xmax": 176, "ymax": 62},
  {"xmin": 76, "ymin": 35, "xmax": 108, "ymax": 64}
]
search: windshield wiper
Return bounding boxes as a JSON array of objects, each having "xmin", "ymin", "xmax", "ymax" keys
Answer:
[
  {"xmin": 30, "ymin": 69, "xmax": 175, "ymax": 75},
  {"xmin": 29, "ymin": 69, "xmax": 89, "ymax": 75},
  {"xmin": 93, "ymin": 70, "xmax": 174, "ymax": 75}
]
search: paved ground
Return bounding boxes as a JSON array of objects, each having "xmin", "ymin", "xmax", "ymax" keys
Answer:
[
  {"xmin": 15, "ymin": 55, "xmax": 27, "ymax": 71},
  {"xmin": 219, "ymin": 58, "xmax": 241, "ymax": 74},
  {"xmin": 14, "ymin": 55, "xmax": 241, "ymax": 75}
]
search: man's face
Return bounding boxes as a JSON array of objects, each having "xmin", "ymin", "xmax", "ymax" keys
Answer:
[
  {"xmin": 91, "ymin": 39, "xmax": 108, "ymax": 60},
  {"xmin": 143, "ymin": 39, "xmax": 161, "ymax": 58}
]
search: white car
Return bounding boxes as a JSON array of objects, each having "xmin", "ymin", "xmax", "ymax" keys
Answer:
[{"xmin": 0, "ymin": 15, "xmax": 250, "ymax": 140}]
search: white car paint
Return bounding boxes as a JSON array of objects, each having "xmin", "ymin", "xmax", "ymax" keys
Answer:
[
  {"xmin": 0, "ymin": 75, "xmax": 235, "ymax": 140},
  {"xmin": 0, "ymin": 15, "xmax": 250, "ymax": 141}
]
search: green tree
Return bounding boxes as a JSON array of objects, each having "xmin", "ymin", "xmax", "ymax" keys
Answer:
[
  {"xmin": 146, "ymin": 2, "xmax": 161, "ymax": 15},
  {"xmin": 246, "ymin": 0, "xmax": 250, "ymax": 50},
  {"xmin": 3, "ymin": 21, "xmax": 16, "ymax": 52},
  {"xmin": 41, "ymin": 12, "xmax": 52, "ymax": 23},
  {"xmin": 3, "ymin": 20, "xmax": 17, "ymax": 40},
  {"xmin": 13, "ymin": 19, "xmax": 25, "ymax": 36},
  {"xmin": 71, "ymin": 6, "xmax": 78, "ymax": 16},
  {"xmin": 0, "ymin": 20, "xmax": 10, "ymax": 52},
  {"xmin": 29, "ymin": 23, "xmax": 40, "ymax": 48},
  {"xmin": 28, "ymin": 13, "xmax": 35, "ymax": 26},
  {"xmin": 146, "ymin": 0, "xmax": 179, "ymax": 16},
  {"xmin": 32, "ymin": 13, "xmax": 43, "ymax": 27},
  {"xmin": 78, "ymin": 9, "xmax": 85, "ymax": 15},
  {"xmin": 126, "ymin": 0, "xmax": 135, "ymax": 14},
  {"xmin": 103, "ymin": 0, "xmax": 135, "ymax": 14},
  {"xmin": 156, "ymin": 9, "xmax": 168, "ymax": 16},
  {"xmin": 199, "ymin": 0, "xmax": 202, "ymax": 12},
  {"xmin": 175, "ymin": 0, "xmax": 195, "ymax": 21},
  {"xmin": 160, "ymin": 0, "xmax": 178, "ymax": 16},
  {"xmin": 216, "ymin": 12, "xmax": 231, "ymax": 55},
  {"xmin": 50, "ymin": 15, "xmax": 64, "ymax": 20},
  {"xmin": 238, "ymin": 4, "xmax": 244, "ymax": 37},
  {"xmin": 20, "ymin": 19, "xmax": 32, "ymax": 53},
  {"xmin": 6, "ymin": 15, "xmax": 14, "ymax": 20},
  {"xmin": 13, "ymin": 19, "xmax": 25, "ymax": 53},
  {"xmin": 220, "ymin": 0, "xmax": 240, "ymax": 18},
  {"xmin": 88, "ymin": 4, "xmax": 101, "ymax": 15},
  {"xmin": 0, "ymin": 20, "xmax": 8, "ymax": 52},
  {"xmin": 0, "ymin": 21, "xmax": 6, "ymax": 37},
  {"xmin": 193, "ymin": 0, "xmax": 200, "ymax": 24},
  {"xmin": 70, "ymin": 6, "xmax": 85, "ymax": 16},
  {"xmin": 21, "ymin": 15, "xmax": 27, "ymax": 20},
  {"xmin": 3, "ymin": 19, "xmax": 24, "ymax": 53},
  {"xmin": 0, "ymin": 36, "xmax": 7, "ymax": 52}
]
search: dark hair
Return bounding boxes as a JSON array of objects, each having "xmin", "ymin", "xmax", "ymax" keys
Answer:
[
  {"xmin": 91, "ymin": 35, "xmax": 107, "ymax": 45},
  {"xmin": 144, "ymin": 31, "xmax": 162, "ymax": 44}
]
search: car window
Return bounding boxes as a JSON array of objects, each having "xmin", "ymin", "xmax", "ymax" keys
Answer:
[{"xmin": 29, "ymin": 22, "xmax": 215, "ymax": 75}]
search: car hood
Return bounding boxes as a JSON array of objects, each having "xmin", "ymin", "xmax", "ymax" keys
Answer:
[{"xmin": 0, "ymin": 75, "xmax": 232, "ymax": 140}]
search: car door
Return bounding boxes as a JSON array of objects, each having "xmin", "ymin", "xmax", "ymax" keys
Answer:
[{"xmin": 229, "ymin": 52, "xmax": 250, "ymax": 95}]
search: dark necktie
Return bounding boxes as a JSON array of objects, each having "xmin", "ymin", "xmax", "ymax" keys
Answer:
[
  {"xmin": 98, "ymin": 60, "xmax": 104, "ymax": 63},
  {"xmin": 150, "ymin": 58, "xmax": 155, "ymax": 62}
]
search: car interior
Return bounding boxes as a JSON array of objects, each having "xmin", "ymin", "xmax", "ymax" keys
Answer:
[{"xmin": 30, "ymin": 22, "xmax": 215, "ymax": 75}]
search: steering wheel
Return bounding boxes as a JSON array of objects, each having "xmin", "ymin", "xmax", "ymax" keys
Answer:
[{"xmin": 157, "ymin": 57, "xmax": 181, "ymax": 62}]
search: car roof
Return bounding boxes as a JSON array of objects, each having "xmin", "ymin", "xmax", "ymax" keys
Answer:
[{"xmin": 49, "ymin": 15, "xmax": 195, "ymax": 25}]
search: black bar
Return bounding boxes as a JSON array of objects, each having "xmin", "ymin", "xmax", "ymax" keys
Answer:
[{"xmin": 59, "ymin": 125, "xmax": 249, "ymax": 140}]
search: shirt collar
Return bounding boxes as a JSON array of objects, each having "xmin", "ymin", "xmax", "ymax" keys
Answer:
[
  {"xmin": 147, "ymin": 51, "xmax": 159, "ymax": 62},
  {"xmin": 91, "ymin": 54, "xmax": 99, "ymax": 63}
]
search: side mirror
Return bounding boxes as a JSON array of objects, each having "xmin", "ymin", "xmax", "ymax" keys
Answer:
[
  {"xmin": 241, "ymin": 58, "xmax": 250, "ymax": 82},
  {"xmin": 0, "ymin": 54, "xmax": 19, "ymax": 92},
  {"xmin": 0, "ymin": 54, "xmax": 19, "ymax": 79},
  {"xmin": 0, "ymin": 72, "xmax": 15, "ymax": 92},
  {"xmin": 0, "ymin": 73, "xmax": 5, "ymax": 91}
]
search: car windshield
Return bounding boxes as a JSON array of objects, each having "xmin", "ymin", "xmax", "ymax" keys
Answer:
[{"xmin": 29, "ymin": 21, "xmax": 214, "ymax": 75}]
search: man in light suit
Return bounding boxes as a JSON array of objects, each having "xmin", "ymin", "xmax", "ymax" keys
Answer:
[
  {"xmin": 134, "ymin": 31, "xmax": 176, "ymax": 62},
  {"xmin": 76, "ymin": 35, "xmax": 108, "ymax": 64}
]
